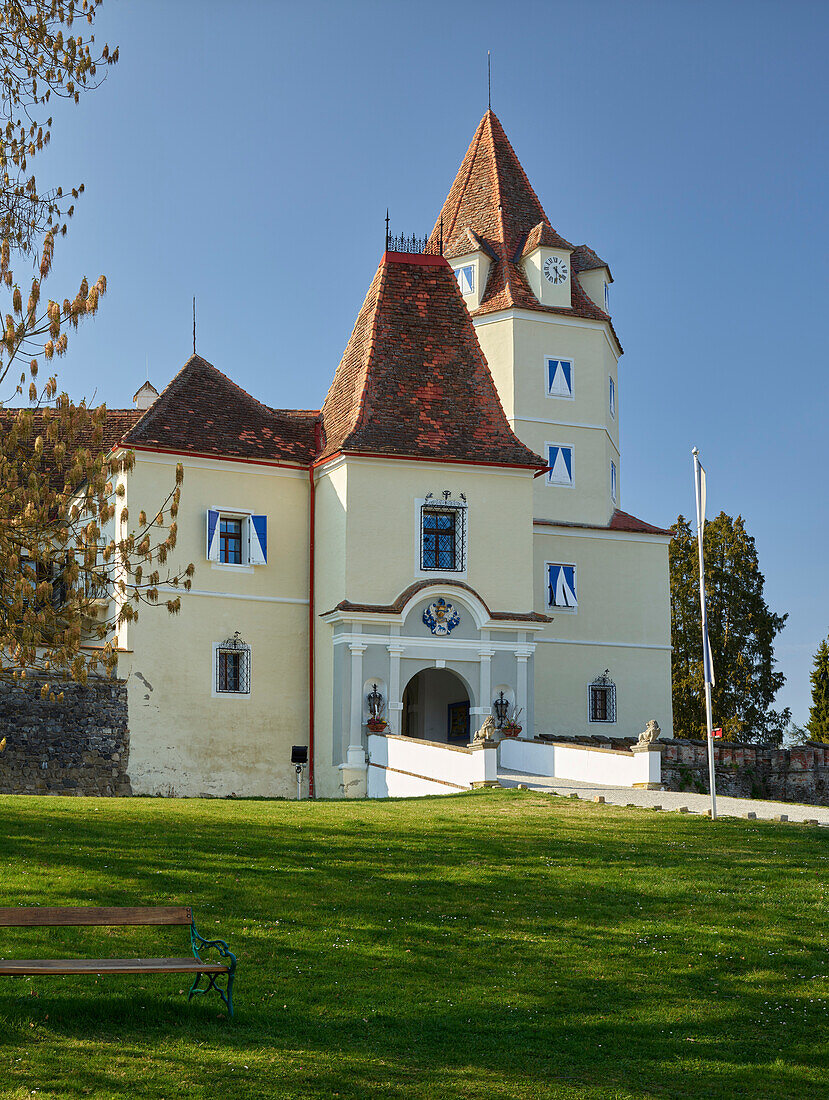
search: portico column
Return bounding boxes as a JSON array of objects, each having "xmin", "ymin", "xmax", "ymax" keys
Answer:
[
  {"xmin": 515, "ymin": 648, "xmax": 532, "ymax": 733},
  {"xmin": 347, "ymin": 642, "xmax": 367, "ymax": 765},
  {"xmin": 387, "ymin": 644, "xmax": 405, "ymax": 736},
  {"xmin": 477, "ymin": 649, "xmax": 495, "ymax": 727}
]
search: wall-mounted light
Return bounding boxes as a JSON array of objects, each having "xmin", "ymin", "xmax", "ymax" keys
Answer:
[
  {"xmin": 366, "ymin": 683, "xmax": 383, "ymax": 720},
  {"xmin": 493, "ymin": 690, "xmax": 509, "ymax": 729}
]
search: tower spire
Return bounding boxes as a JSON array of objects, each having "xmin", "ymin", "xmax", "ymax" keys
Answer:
[
  {"xmin": 488, "ymin": 51, "xmax": 491, "ymax": 109},
  {"xmin": 193, "ymin": 296, "xmax": 196, "ymax": 356}
]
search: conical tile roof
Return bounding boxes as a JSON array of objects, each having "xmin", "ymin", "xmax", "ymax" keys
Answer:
[
  {"xmin": 429, "ymin": 110, "xmax": 617, "ymax": 336},
  {"xmin": 319, "ymin": 252, "xmax": 544, "ymax": 469}
]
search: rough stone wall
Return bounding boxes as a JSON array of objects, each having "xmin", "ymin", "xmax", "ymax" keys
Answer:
[
  {"xmin": 0, "ymin": 677, "xmax": 131, "ymax": 796},
  {"xmin": 661, "ymin": 739, "xmax": 829, "ymax": 806}
]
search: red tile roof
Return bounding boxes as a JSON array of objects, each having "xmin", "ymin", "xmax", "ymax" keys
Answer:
[
  {"xmin": 571, "ymin": 244, "xmax": 611, "ymax": 278},
  {"xmin": 0, "ymin": 406, "xmax": 141, "ymax": 492},
  {"xmin": 535, "ymin": 509, "xmax": 672, "ymax": 537},
  {"xmin": 122, "ymin": 354, "xmax": 319, "ymax": 465},
  {"xmin": 428, "ymin": 111, "xmax": 621, "ymax": 348},
  {"xmin": 318, "ymin": 252, "xmax": 545, "ymax": 469}
]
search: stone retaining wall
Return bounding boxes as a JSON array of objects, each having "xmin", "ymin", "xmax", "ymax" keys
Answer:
[
  {"xmin": 661, "ymin": 739, "xmax": 829, "ymax": 806},
  {"xmin": 0, "ymin": 677, "xmax": 131, "ymax": 796}
]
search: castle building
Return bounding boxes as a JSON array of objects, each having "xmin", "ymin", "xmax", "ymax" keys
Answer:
[{"xmin": 109, "ymin": 110, "xmax": 672, "ymax": 798}]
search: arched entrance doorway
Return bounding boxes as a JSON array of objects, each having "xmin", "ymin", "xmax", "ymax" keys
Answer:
[{"xmin": 402, "ymin": 669, "xmax": 471, "ymax": 744}]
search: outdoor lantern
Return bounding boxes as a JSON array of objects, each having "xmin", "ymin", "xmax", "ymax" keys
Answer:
[
  {"xmin": 493, "ymin": 691, "xmax": 509, "ymax": 729},
  {"xmin": 291, "ymin": 745, "xmax": 308, "ymax": 801},
  {"xmin": 366, "ymin": 683, "xmax": 383, "ymax": 719}
]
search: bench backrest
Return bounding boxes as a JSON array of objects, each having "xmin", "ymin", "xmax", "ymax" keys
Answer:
[{"xmin": 0, "ymin": 906, "xmax": 192, "ymax": 927}]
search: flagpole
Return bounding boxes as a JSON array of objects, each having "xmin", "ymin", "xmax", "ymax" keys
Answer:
[{"xmin": 692, "ymin": 447, "xmax": 717, "ymax": 820}]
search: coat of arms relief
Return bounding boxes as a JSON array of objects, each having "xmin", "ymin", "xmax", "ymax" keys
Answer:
[{"xmin": 423, "ymin": 598, "xmax": 460, "ymax": 636}]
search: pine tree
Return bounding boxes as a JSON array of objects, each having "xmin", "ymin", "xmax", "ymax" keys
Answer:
[
  {"xmin": 669, "ymin": 513, "xmax": 789, "ymax": 744},
  {"xmin": 806, "ymin": 638, "xmax": 829, "ymax": 743}
]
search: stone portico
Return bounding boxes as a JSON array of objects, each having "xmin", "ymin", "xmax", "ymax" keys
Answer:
[{"xmin": 322, "ymin": 580, "xmax": 549, "ymax": 796}]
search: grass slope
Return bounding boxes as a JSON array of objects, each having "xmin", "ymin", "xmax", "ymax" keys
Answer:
[{"xmin": 0, "ymin": 790, "xmax": 827, "ymax": 1099}]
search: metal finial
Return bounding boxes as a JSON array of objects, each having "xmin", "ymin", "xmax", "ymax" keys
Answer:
[
  {"xmin": 488, "ymin": 51, "xmax": 491, "ymax": 108},
  {"xmin": 385, "ymin": 209, "xmax": 390, "ymax": 251},
  {"xmin": 193, "ymin": 296, "xmax": 196, "ymax": 356}
]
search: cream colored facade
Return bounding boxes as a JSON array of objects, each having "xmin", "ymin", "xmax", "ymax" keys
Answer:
[{"xmin": 108, "ymin": 111, "xmax": 672, "ymax": 800}]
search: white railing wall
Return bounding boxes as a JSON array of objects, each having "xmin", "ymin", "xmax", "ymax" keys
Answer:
[
  {"xmin": 499, "ymin": 737, "xmax": 661, "ymax": 788},
  {"xmin": 367, "ymin": 733, "xmax": 497, "ymax": 798}
]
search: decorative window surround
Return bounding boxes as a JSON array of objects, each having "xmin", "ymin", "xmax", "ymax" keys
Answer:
[
  {"xmin": 213, "ymin": 634, "xmax": 251, "ymax": 697},
  {"xmin": 206, "ymin": 508, "xmax": 267, "ymax": 566},
  {"xmin": 545, "ymin": 356, "xmax": 574, "ymax": 400},
  {"xmin": 546, "ymin": 562, "xmax": 578, "ymax": 613}
]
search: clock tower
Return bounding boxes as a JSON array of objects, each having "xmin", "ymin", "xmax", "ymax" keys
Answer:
[{"xmin": 427, "ymin": 109, "xmax": 673, "ymax": 743}]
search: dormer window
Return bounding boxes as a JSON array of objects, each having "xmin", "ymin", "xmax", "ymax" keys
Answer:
[{"xmin": 454, "ymin": 264, "xmax": 474, "ymax": 295}]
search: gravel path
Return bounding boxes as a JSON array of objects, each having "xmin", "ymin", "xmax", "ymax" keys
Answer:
[{"xmin": 497, "ymin": 768, "xmax": 829, "ymax": 824}]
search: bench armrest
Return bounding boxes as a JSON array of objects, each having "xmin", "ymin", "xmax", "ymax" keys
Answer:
[{"xmin": 190, "ymin": 923, "xmax": 237, "ymax": 973}]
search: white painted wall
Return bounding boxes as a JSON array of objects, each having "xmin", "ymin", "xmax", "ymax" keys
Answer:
[
  {"xmin": 499, "ymin": 737, "xmax": 661, "ymax": 787},
  {"xmin": 367, "ymin": 733, "xmax": 496, "ymax": 797}
]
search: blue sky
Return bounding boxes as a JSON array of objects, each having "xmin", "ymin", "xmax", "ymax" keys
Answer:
[{"xmin": 31, "ymin": 0, "xmax": 829, "ymax": 725}]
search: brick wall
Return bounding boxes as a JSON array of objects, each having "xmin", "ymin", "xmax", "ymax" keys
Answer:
[{"xmin": 0, "ymin": 677, "xmax": 131, "ymax": 796}]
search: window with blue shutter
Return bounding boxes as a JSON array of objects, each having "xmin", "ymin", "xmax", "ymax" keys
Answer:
[
  {"xmin": 454, "ymin": 265, "xmax": 474, "ymax": 295},
  {"xmin": 609, "ymin": 375, "xmax": 616, "ymax": 418},
  {"xmin": 547, "ymin": 563, "xmax": 577, "ymax": 612},
  {"xmin": 249, "ymin": 515, "xmax": 267, "ymax": 564},
  {"xmin": 547, "ymin": 444, "xmax": 574, "ymax": 487},
  {"xmin": 611, "ymin": 461, "xmax": 617, "ymax": 503},
  {"xmin": 206, "ymin": 510, "xmax": 267, "ymax": 565},
  {"xmin": 546, "ymin": 358, "xmax": 573, "ymax": 399}
]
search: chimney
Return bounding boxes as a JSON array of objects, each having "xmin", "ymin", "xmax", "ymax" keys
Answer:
[{"xmin": 133, "ymin": 381, "xmax": 159, "ymax": 412}]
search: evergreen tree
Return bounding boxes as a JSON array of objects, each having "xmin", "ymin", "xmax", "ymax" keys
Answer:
[
  {"xmin": 669, "ymin": 513, "xmax": 789, "ymax": 743},
  {"xmin": 806, "ymin": 638, "xmax": 829, "ymax": 742}
]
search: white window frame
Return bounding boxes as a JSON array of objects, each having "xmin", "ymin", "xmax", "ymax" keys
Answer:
[
  {"xmin": 544, "ymin": 355, "xmax": 575, "ymax": 401},
  {"xmin": 212, "ymin": 639, "xmax": 252, "ymax": 698},
  {"xmin": 545, "ymin": 442, "xmax": 575, "ymax": 489},
  {"xmin": 207, "ymin": 507, "xmax": 267, "ymax": 571},
  {"xmin": 414, "ymin": 496, "xmax": 468, "ymax": 579},
  {"xmin": 609, "ymin": 375, "xmax": 616, "ymax": 419},
  {"xmin": 604, "ymin": 282, "xmax": 610, "ymax": 313},
  {"xmin": 610, "ymin": 460, "xmax": 617, "ymax": 504},
  {"xmin": 453, "ymin": 264, "xmax": 475, "ymax": 295},
  {"xmin": 545, "ymin": 561, "xmax": 578, "ymax": 614}
]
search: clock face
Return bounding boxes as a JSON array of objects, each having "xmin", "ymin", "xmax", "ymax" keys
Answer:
[{"xmin": 543, "ymin": 255, "xmax": 569, "ymax": 285}]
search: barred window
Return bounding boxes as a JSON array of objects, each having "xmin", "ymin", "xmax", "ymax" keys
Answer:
[
  {"xmin": 421, "ymin": 496, "xmax": 466, "ymax": 572},
  {"xmin": 588, "ymin": 672, "xmax": 616, "ymax": 724},
  {"xmin": 215, "ymin": 634, "xmax": 251, "ymax": 695}
]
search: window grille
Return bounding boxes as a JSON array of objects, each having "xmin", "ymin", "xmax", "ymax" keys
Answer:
[
  {"xmin": 588, "ymin": 671, "xmax": 616, "ymax": 724},
  {"xmin": 421, "ymin": 494, "xmax": 466, "ymax": 572},
  {"xmin": 216, "ymin": 633, "xmax": 251, "ymax": 694}
]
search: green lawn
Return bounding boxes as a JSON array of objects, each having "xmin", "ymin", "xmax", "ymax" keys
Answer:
[{"xmin": 0, "ymin": 790, "xmax": 827, "ymax": 1100}]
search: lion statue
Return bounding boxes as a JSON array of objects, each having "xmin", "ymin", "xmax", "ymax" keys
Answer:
[
  {"xmin": 636, "ymin": 720, "xmax": 662, "ymax": 748},
  {"xmin": 473, "ymin": 716, "xmax": 498, "ymax": 744}
]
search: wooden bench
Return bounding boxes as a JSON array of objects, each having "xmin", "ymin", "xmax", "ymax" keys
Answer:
[{"xmin": 0, "ymin": 905, "xmax": 237, "ymax": 1016}]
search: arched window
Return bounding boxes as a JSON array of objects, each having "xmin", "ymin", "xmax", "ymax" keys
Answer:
[{"xmin": 588, "ymin": 671, "xmax": 616, "ymax": 724}]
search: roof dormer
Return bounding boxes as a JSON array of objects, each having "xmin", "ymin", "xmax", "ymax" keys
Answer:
[
  {"xmin": 448, "ymin": 229, "xmax": 496, "ymax": 313},
  {"xmin": 571, "ymin": 245, "xmax": 613, "ymax": 315},
  {"xmin": 520, "ymin": 223, "xmax": 573, "ymax": 309},
  {"xmin": 133, "ymin": 380, "xmax": 159, "ymax": 411}
]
